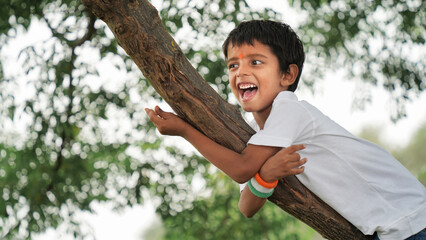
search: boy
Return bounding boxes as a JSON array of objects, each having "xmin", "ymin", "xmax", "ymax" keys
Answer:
[{"xmin": 145, "ymin": 20, "xmax": 425, "ymax": 239}]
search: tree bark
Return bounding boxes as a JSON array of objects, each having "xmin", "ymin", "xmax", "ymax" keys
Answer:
[{"xmin": 81, "ymin": 0, "xmax": 373, "ymax": 239}]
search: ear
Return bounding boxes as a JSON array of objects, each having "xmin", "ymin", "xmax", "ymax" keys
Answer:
[{"xmin": 280, "ymin": 64, "xmax": 299, "ymax": 88}]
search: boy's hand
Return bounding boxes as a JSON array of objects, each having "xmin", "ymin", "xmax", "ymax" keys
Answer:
[
  {"xmin": 145, "ymin": 106, "xmax": 189, "ymax": 136},
  {"xmin": 259, "ymin": 144, "xmax": 307, "ymax": 182}
]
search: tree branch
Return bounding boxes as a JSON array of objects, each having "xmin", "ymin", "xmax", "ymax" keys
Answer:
[
  {"xmin": 43, "ymin": 10, "xmax": 97, "ymax": 48},
  {"xmin": 69, "ymin": 10, "xmax": 97, "ymax": 48}
]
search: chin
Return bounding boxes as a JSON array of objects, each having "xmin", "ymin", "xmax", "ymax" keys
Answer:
[{"xmin": 241, "ymin": 106, "xmax": 255, "ymax": 112}]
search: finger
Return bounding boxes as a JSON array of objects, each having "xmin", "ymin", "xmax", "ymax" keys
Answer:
[
  {"xmin": 144, "ymin": 108, "xmax": 155, "ymax": 119},
  {"xmin": 154, "ymin": 106, "xmax": 167, "ymax": 119},
  {"xmin": 292, "ymin": 166, "xmax": 305, "ymax": 175},
  {"xmin": 281, "ymin": 154, "xmax": 299, "ymax": 163},
  {"xmin": 285, "ymin": 144, "xmax": 305, "ymax": 154},
  {"xmin": 289, "ymin": 153, "xmax": 301, "ymax": 161},
  {"xmin": 288, "ymin": 158, "xmax": 307, "ymax": 168},
  {"xmin": 155, "ymin": 106, "xmax": 163, "ymax": 114},
  {"xmin": 282, "ymin": 152, "xmax": 302, "ymax": 162},
  {"xmin": 145, "ymin": 107, "xmax": 158, "ymax": 117},
  {"xmin": 278, "ymin": 144, "xmax": 305, "ymax": 156},
  {"xmin": 296, "ymin": 157, "xmax": 307, "ymax": 165},
  {"xmin": 145, "ymin": 108, "xmax": 163, "ymax": 124}
]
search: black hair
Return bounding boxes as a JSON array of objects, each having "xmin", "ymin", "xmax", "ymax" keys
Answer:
[{"xmin": 222, "ymin": 20, "xmax": 305, "ymax": 92}]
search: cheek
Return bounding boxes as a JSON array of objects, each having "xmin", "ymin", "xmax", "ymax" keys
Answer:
[
  {"xmin": 228, "ymin": 73, "xmax": 236, "ymax": 86},
  {"xmin": 228, "ymin": 75, "xmax": 239, "ymax": 95}
]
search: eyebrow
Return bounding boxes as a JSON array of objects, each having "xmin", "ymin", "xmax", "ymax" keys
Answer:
[{"xmin": 227, "ymin": 53, "xmax": 268, "ymax": 63}]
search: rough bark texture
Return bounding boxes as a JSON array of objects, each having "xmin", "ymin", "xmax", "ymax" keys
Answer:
[{"xmin": 81, "ymin": 0, "xmax": 374, "ymax": 239}]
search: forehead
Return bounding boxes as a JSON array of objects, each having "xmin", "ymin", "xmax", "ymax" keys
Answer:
[{"xmin": 227, "ymin": 40, "xmax": 274, "ymax": 58}]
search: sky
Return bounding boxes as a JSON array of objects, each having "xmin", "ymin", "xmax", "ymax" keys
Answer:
[{"xmin": 2, "ymin": 0, "xmax": 425, "ymax": 239}]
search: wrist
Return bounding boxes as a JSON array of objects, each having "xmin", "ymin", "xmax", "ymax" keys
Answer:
[
  {"xmin": 255, "ymin": 172, "xmax": 278, "ymax": 188},
  {"xmin": 259, "ymin": 168, "xmax": 277, "ymax": 183},
  {"xmin": 180, "ymin": 121, "xmax": 193, "ymax": 138}
]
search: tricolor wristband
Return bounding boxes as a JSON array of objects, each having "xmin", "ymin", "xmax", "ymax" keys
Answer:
[{"xmin": 248, "ymin": 177, "xmax": 274, "ymax": 198}]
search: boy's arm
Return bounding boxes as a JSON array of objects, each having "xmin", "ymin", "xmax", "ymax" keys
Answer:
[
  {"xmin": 239, "ymin": 185, "xmax": 267, "ymax": 218},
  {"xmin": 145, "ymin": 106, "xmax": 280, "ymax": 183},
  {"xmin": 239, "ymin": 145, "xmax": 307, "ymax": 217}
]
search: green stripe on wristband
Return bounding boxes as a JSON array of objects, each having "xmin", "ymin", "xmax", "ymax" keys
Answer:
[{"xmin": 248, "ymin": 178, "xmax": 274, "ymax": 198}]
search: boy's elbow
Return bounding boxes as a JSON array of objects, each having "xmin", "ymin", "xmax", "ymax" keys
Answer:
[
  {"xmin": 241, "ymin": 211, "xmax": 255, "ymax": 218},
  {"xmin": 238, "ymin": 202, "xmax": 256, "ymax": 218},
  {"xmin": 233, "ymin": 166, "xmax": 256, "ymax": 184},
  {"xmin": 234, "ymin": 177, "xmax": 249, "ymax": 184}
]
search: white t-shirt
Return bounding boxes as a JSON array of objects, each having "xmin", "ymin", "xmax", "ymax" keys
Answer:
[{"xmin": 243, "ymin": 91, "xmax": 425, "ymax": 240}]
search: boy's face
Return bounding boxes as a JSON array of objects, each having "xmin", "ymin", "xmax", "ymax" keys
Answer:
[{"xmin": 226, "ymin": 40, "xmax": 289, "ymax": 116}]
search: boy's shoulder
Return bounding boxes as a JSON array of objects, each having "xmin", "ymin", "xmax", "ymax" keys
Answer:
[
  {"xmin": 269, "ymin": 91, "xmax": 310, "ymax": 121},
  {"xmin": 272, "ymin": 91, "xmax": 301, "ymax": 108},
  {"xmin": 274, "ymin": 91, "xmax": 299, "ymax": 102},
  {"xmin": 271, "ymin": 91, "xmax": 325, "ymax": 121}
]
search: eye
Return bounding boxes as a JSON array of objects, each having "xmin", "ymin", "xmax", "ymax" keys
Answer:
[
  {"xmin": 252, "ymin": 60, "xmax": 262, "ymax": 65},
  {"xmin": 228, "ymin": 63, "xmax": 238, "ymax": 69}
]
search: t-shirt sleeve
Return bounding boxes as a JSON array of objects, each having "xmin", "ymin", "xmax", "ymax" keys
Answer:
[
  {"xmin": 248, "ymin": 100, "xmax": 312, "ymax": 148},
  {"xmin": 239, "ymin": 182, "xmax": 247, "ymax": 193}
]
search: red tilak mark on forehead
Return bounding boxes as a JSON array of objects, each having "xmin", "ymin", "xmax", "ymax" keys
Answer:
[{"xmin": 238, "ymin": 53, "xmax": 244, "ymax": 59}]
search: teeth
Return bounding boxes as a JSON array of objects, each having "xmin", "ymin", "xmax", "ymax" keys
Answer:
[{"xmin": 239, "ymin": 83, "xmax": 257, "ymax": 90}]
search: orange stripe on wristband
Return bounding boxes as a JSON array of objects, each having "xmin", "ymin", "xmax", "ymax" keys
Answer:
[{"xmin": 254, "ymin": 173, "xmax": 278, "ymax": 188}]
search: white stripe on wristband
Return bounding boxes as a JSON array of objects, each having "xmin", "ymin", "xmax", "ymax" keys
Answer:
[{"xmin": 250, "ymin": 177, "xmax": 274, "ymax": 194}]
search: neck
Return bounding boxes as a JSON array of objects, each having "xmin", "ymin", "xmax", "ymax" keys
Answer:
[{"xmin": 252, "ymin": 105, "xmax": 273, "ymax": 130}]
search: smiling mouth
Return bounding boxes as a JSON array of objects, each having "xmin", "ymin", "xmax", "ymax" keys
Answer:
[{"xmin": 238, "ymin": 83, "xmax": 258, "ymax": 101}]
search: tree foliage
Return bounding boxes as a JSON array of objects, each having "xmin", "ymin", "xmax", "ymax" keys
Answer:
[
  {"xmin": 294, "ymin": 0, "xmax": 425, "ymax": 120},
  {"xmin": 393, "ymin": 123, "xmax": 426, "ymax": 185},
  {"xmin": 0, "ymin": 0, "xmax": 424, "ymax": 238},
  {"xmin": 162, "ymin": 171, "xmax": 316, "ymax": 240}
]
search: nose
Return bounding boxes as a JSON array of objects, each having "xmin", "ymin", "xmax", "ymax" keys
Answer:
[{"xmin": 236, "ymin": 62, "xmax": 249, "ymax": 77}]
